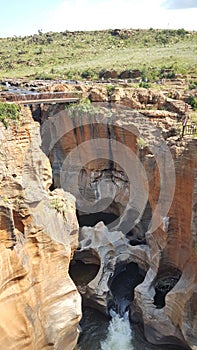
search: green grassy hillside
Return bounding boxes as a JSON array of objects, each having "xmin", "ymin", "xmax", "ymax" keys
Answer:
[{"xmin": 0, "ymin": 28, "xmax": 196, "ymax": 81}]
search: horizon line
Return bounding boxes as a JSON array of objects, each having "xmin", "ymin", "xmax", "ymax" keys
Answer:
[{"xmin": 1, "ymin": 26, "xmax": 196, "ymax": 39}]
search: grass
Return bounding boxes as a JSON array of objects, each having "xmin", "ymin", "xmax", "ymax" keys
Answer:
[
  {"xmin": 0, "ymin": 29, "xmax": 196, "ymax": 81},
  {"xmin": 0, "ymin": 102, "xmax": 21, "ymax": 128}
]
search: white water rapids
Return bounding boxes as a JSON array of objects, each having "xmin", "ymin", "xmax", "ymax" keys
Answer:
[{"xmin": 100, "ymin": 310, "xmax": 133, "ymax": 350}]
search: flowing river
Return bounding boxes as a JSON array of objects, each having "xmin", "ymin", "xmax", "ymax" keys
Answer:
[
  {"xmin": 77, "ymin": 307, "xmax": 183, "ymax": 350},
  {"xmin": 100, "ymin": 310, "xmax": 133, "ymax": 350}
]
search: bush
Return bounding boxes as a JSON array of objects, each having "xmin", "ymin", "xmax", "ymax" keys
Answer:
[
  {"xmin": 81, "ymin": 69, "xmax": 94, "ymax": 79},
  {"xmin": 50, "ymin": 198, "xmax": 65, "ymax": 213},
  {"xmin": 177, "ymin": 28, "xmax": 188, "ymax": 37},
  {"xmin": 187, "ymin": 96, "xmax": 197, "ymax": 111},
  {"xmin": 140, "ymin": 66, "xmax": 159, "ymax": 83},
  {"xmin": 189, "ymin": 80, "xmax": 197, "ymax": 90},
  {"xmin": 106, "ymin": 85, "xmax": 116, "ymax": 96},
  {"xmin": 98, "ymin": 68, "xmax": 107, "ymax": 79},
  {"xmin": 137, "ymin": 137, "xmax": 147, "ymax": 148},
  {"xmin": 65, "ymin": 98, "xmax": 99, "ymax": 118},
  {"xmin": 156, "ymin": 34, "xmax": 169, "ymax": 46},
  {"xmin": 0, "ymin": 102, "xmax": 21, "ymax": 128},
  {"xmin": 139, "ymin": 81, "xmax": 151, "ymax": 89},
  {"xmin": 159, "ymin": 66, "xmax": 176, "ymax": 79}
]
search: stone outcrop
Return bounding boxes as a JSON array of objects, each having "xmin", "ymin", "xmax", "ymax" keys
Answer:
[
  {"xmin": 1, "ymin": 81, "xmax": 193, "ymax": 120},
  {"xmin": 99, "ymin": 70, "xmax": 118, "ymax": 79},
  {"xmin": 0, "ymin": 107, "xmax": 81, "ymax": 349},
  {"xmin": 89, "ymin": 87, "xmax": 108, "ymax": 102}
]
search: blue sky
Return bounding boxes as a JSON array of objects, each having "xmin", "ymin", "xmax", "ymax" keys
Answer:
[{"xmin": 1, "ymin": 0, "xmax": 197, "ymax": 37}]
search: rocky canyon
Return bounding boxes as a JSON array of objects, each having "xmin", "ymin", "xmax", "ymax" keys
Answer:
[{"xmin": 0, "ymin": 80, "xmax": 196, "ymax": 349}]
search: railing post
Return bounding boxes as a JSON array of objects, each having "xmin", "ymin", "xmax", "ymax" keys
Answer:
[{"xmin": 181, "ymin": 105, "xmax": 189, "ymax": 138}]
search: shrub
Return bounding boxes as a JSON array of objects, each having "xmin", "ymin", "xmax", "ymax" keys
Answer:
[
  {"xmin": 81, "ymin": 68, "xmax": 94, "ymax": 79},
  {"xmin": 106, "ymin": 85, "xmax": 116, "ymax": 96},
  {"xmin": 187, "ymin": 96, "xmax": 197, "ymax": 111},
  {"xmin": 140, "ymin": 66, "xmax": 158, "ymax": 83},
  {"xmin": 65, "ymin": 98, "xmax": 99, "ymax": 118},
  {"xmin": 177, "ymin": 28, "xmax": 188, "ymax": 37},
  {"xmin": 137, "ymin": 137, "xmax": 147, "ymax": 149},
  {"xmin": 0, "ymin": 102, "xmax": 21, "ymax": 128},
  {"xmin": 189, "ymin": 80, "xmax": 197, "ymax": 90},
  {"xmin": 159, "ymin": 67, "xmax": 176, "ymax": 79},
  {"xmin": 155, "ymin": 34, "xmax": 169, "ymax": 46},
  {"xmin": 139, "ymin": 81, "xmax": 151, "ymax": 89},
  {"xmin": 50, "ymin": 198, "xmax": 64, "ymax": 213},
  {"xmin": 99, "ymin": 68, "xmax": 107, "ymax": 79}
]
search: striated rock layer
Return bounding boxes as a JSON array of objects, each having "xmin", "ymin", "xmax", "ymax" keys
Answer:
[
  {"xmin": 134, "ymin": 139, "xmax": 197, "ymax": 349},
  {"xmin": 42, "ymin": 104, "xmax": 197, "ymax": 349},
  {"xmin": 0, "ymin": 107, "xmax": 81, "ymax": 350}
]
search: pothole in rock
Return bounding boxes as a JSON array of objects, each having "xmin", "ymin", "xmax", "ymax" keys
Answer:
[
  {"xmin": 77, "ymin": 210, "xmax": 119, "ymax": 228},
  {"xmin": 108, "ymin": 262, "xmax": 145, "ymax": 316},
  {"xmin": 154, "ymin": 268, "xmax": 182, "ymax": 309},
  {"xmin": 69, "ymin": 259, "xmax": 100, "ymax": 288},
  {"xmin": 126, "ymin": 223, "xmax": 147, "ymax": 246}
]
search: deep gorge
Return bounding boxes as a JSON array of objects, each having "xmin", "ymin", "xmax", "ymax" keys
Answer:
[
  {"xmin": 40, "ymin": 100, "xmax": 196, "ymax": 349},
  {"xmin": 0, "ymin": 84, "xmax": 196, "ymax": 349}
]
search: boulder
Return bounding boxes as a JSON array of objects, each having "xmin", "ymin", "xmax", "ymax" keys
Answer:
[{"xmin": 89, "ymin": 87, "xmax": 108, "ymax": 102}]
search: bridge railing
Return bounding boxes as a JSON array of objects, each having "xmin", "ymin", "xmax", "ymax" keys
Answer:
[
  {"xmin": 183, "ymin": 123, "xmax": 197, "ymax": 136},
  {"xmin": 2, "ymin": 91, "xmax": 82, "ymax": 102},
  {"xmin": 178, "ymin": 121, "xmax": 197, "ymax": 138}
]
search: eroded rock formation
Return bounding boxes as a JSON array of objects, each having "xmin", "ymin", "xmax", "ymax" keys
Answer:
[
  {"xmin": 42, "ymin": 102, "xmax": 197, "ymax": 349},
  {"xmin": 0, "ymin": 107, "xmax": 81, "ymax": 349},
  {"xmin": 1, "ymin": 81, "xmax": 196, "ymax": 350},
  {"xmin": 70, "ymin": 222, "xmax": 149, "ymax": 314},
  {"xmin": 131, "ymin": 139, "xmax": 197, "ymax": 349}
]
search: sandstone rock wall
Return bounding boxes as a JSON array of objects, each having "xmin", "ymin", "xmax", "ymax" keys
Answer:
[
  {"xmin": 134, "ymin": 139, "xmax": 197, "ymax": 349},
  {"xmin": 42, "ymin": 103, "xmax": 197, "ymax": 349},
  {"xmin": 0, "ymin": 108, "xmax": 81, "ymax": 350}
]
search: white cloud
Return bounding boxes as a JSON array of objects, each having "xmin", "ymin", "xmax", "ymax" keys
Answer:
[
  {"xmin": 42, "ymin": 0, "xmax": 197, "ymax": 32},
  {"xmin": 43, "ymin": 0, "xmax": 158, "ymax": 31},
  {"xmin": 162, "ymin": 0, "xmax": 197, "ymax": 9}
]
